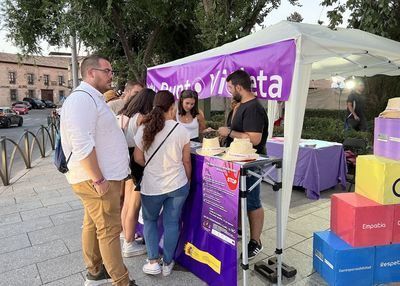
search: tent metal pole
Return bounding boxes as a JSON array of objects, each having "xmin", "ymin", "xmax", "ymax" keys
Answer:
[
  {"xmin": 274, "ymin": 162, "xmax": 283, "ymax": 286},
  {"xmin": 240, "ymin": 168, "xmax": 249, "ymax": 286}
]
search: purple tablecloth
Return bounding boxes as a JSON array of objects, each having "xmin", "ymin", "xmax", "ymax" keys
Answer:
[{"xmin": 266, "ymin": 140, "xmax": 347, "ymax": 199}]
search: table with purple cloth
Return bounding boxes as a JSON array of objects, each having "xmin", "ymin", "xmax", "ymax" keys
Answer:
[{"xmin": 266, "ymin": 138, "xmax": 347, "ymax": 199}]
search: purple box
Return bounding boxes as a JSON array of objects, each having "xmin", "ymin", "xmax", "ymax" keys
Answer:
[{"xmin": 374, "ymin": 118, "xmax": 400, "ymax": 161}]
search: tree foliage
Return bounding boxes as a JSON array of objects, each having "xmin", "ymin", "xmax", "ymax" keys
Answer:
[
  {"xmin": 287, "ymin": 11, "xmax": 303, "ymax": 22},
  {"xmin": 320, "ymin": 0, "xmax": 400, "ymax": 41},
  {"xmin": 1, "ymin": 0, "xmax": 299, "ymax": 83}
]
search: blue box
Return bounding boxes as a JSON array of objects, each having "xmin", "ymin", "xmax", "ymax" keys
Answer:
[
  {"xmin": 313, "ymin": 231, "xmax": 375, "ymax": 286},
  {"xmin": 374, "ymin": 244, "xmax": 400, "ymax": 284}
]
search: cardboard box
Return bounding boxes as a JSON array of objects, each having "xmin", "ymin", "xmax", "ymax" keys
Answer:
[
  {"xmin": 394, "ymin": 205, "xmax": 400, "ymax": 243},
  {"xmin": 331, "ymin": 193, "xmax": 394, "ymax": 247},
  {"xmin": 374, "ymin": 117, "xmax": 400, "ymax": 161},
  {"xmin": 374, "ymin": 244, "xmax": 400, "ymax": 284},
  {"xmin": 313, "ymin": 231, "xmax": 374, "ymax": 286},
  {"xmin": 355, "ymin": 155, "xmax": 400, "ymax": 205}
]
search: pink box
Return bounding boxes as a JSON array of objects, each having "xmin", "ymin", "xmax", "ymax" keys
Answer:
[
  {"xmin": 331, "ymin": 193, "xmax": 394, "ymax": 247},
  {"xmin": 394, "ymin": 205, "xmax": 400, "ymax": 243},
  {"xmin": 374, "ymin": 117, "xmax": 400, "ymax": 161}
]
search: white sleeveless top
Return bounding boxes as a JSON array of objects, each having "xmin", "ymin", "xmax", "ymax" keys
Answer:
[
  {"xmin": 176, "ymin": 111, "xmax": 199, "ymax": 139},
  {"xmin": 116, "ymin": 113, "xmax": 140, "ymax": 148}
]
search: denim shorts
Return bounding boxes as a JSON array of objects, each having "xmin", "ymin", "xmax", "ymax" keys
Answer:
[{"xmin": 246, "ymin": 173, "xmax": 262, "ymax": 211}]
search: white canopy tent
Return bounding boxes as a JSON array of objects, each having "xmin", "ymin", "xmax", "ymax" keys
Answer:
[{"xmin": 148, "ymin": 20, "xmax": 400, "ymax": 283}]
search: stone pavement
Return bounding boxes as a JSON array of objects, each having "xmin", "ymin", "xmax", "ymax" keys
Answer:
[{"xmin": 0, "ymin": 155, "xmax": 347, "ymax": 286}]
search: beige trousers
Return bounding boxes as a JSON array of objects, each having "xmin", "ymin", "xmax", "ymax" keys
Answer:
[{"xmin": 72, "ymin": 180, "xmax": 129, "ymax": 286}]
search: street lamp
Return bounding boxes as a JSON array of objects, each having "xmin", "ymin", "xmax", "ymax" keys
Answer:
[{"xmin": 331, "ymin": 76, "xmax": 346, "ymax": 130}]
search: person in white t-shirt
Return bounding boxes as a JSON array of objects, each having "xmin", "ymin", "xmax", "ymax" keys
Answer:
[
  {"xmin": 134, "ymin": 90, "xmax": 191, "ymax": 277},
  {"xmin": 116, "ymin": 88, "xmax": 156, "ymax": 258}
]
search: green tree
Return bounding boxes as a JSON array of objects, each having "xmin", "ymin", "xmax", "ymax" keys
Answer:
[
  {"xmin": 287, "ymin": 11, "xmax": 303, "ymax": 22},
  {"xmin": 320, "ymin": 0, "xmax": 400, "ymax": 41},
  {"xmin": 1, "ymin": 0, "xmax": 299, "ymax": 83},
  {"xmin": 321, "ymin": 0, "xmax": 400, "ymax": 119}
]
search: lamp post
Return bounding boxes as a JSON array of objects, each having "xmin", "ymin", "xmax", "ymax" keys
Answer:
[{"xmin": 331, "ymin": 76, "xmax": 346, "ymax": 131}]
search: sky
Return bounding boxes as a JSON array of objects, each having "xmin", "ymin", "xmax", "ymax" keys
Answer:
[{"xmin": 0, "ymin": 0, "xmax": 348, "ymax": 55}]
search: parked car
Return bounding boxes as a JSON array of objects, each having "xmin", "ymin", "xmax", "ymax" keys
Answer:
[
  {"xmin": 12, "ymin": 101, "xmax": 32, "ymax": 109},
  {"xmin": 23, "ymin": 97, "xmax": 45, "ymax": 109},
  {"xmin": 41, "ymin": 99, "xmax": 56, "ymax": 108},
  {"xmin": 12, "ymin": 104, "xmax": 29, "ymax": 115},
  {"xmin": 0, "ymin": 107, "xmax": 23, "ymax": 128}
]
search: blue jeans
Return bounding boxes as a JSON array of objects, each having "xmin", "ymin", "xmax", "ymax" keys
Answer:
[
  {"xmin": 246, "ymin": 172, "xmax": 262, "ymax": 211},
  {"xmin": 141, "ymin": 182, "xmax": 189, "ymax": 264}
]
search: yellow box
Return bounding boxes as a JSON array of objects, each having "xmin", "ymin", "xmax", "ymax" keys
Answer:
[{"xmin": 355, "ymin": 155, "xmax": 400, "ymax": 205}]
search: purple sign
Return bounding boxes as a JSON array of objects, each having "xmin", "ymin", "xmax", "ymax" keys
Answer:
[
  {"xmin": 147, "ymin": 39, "xmax": 296, "ymax": 101},
  {"xmin": 201, "ymin": 157, "xmax": 240, "ymax": 246},
  {"xmin": 175, "ymin": 155, "xmax": 239, "ymax": 286}
]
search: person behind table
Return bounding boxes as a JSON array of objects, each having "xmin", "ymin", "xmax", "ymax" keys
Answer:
[
  {"xmin": 217, "ymin": 69, "xmax": 268, "ymax": 260},
  {"xmin": 60, "ymin": 54, "xmax": 137, "ymax": 286},
  {"xmin": 345, "ymin": 79, "xmax": 367, "ymax": 131},
  {"xmin": 117, "ymin": 88, "xmax": 156, "ymax": 258},
  {"xmin": 176, "ymin": 90, "xmax": 206, "ymax": 142},
  {"xmin": 108, "ymin": 80, "xmax": 144, "ymax": 114},
  {"xmin": 134, "ymin": 90, "xmax": 191, "ymax": 276}
]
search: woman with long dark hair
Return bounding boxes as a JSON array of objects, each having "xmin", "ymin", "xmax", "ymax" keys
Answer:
[
  {"xmin": 176, "ymin": 90, "xmax": 206, "ymax": 141},
  {"xmin": 117, "ymin": 88, "xmax": 156, "ymax": 258},
  {"xmin": 134, "ymin": 90, "xmax": 191, "ymax": 276}
]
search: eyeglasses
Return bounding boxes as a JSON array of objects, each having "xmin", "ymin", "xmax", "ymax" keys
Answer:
[{"xmin": 92, "ymin": 68, "xmax": 116, "ymax": 76}]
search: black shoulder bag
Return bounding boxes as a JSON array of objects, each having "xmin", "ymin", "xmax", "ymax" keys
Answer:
[{"xmin": 135, "ymin": 123, "xmax": 179, "ymax": 191}]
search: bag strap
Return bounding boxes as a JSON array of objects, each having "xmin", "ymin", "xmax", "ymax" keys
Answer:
[
  {"xmin": 65, "ymin": 89, "xmax": 98, "ymax": 165},
  {"xmin": 144, "ymin": 123, "xmax": 179, "ymax": 167}
]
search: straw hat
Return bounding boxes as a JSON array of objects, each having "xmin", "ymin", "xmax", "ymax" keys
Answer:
[
  {"xmin": 196, "ymin": 137, "xmax": 225, "ymax": 156},
  {"xmin": 103, "ymin": 90, "xmax": 118, "ymax": 102},
  {"xmin": 379, "ymin": 97, "xmax": 400, "ymax": 118},
  {"xmin": 222, "ymin": 138, "xmax": 259, "ymax": 161}
]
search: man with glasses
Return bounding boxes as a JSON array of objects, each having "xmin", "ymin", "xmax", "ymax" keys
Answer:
[
  {"xmin": 108, "ymin": 80, "xmax": 144, "ymax": 114},
  {"xmin": 60, "ymin": 55, "xmax": 138, "ymax": 286}
]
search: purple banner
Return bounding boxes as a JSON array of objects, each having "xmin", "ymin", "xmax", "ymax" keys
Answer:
[
  {"xmin": 175, "ymin": 155, "xmax": 239, "ymax": 286},
  {"xmin": 147, "ymin": 39, "xmax": 296, "ymax": 101}
]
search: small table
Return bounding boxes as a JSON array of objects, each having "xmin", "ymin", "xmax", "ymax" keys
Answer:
[{"xmin": 266, "ymin": 138, "xmax": 347, "ymax": 199}]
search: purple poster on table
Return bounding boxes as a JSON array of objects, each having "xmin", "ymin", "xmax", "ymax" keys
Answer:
[
  {"xmin": 175, "ymin": 155, "xmax": 240, "ymax": 286},
  {"xmin": 147, "ymin": 39, "xmax": 296, "ymax": 101}
]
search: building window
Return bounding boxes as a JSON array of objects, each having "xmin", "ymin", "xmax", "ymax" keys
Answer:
[
  {"xmin": 27, "ymin": 73, "xmax": 34, "ymax": 84},
  {"xmin": 10, "ymin": 89, "xmax": 17, "ymax": 101},
  {"xmin": 59, "ymin": 90, "xmax": 65, "ymax": 101},
  {"xmin": 58, "ymin": 75, "xmax": 64, "ymax": 86},
  {"xmin": 28, "ymin": 89, "xmax": 35, "ymax": 98},
  {"xmin": 9, "ymin": 72, "xmax": 16, "ymax": 84},
  {"xmin": 44, "ymin": 74, "xmax": 49, "ymax": 85}
]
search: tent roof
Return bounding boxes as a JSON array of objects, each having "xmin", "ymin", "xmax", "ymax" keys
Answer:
[{"xmin": 149, "ymin": 21, "xmax": 400, "ymax": 80}]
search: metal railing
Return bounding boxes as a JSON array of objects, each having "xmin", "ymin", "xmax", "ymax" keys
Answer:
[{"xmin": 0, "ymin": 116, "xmax": 59, "ymax": 186}]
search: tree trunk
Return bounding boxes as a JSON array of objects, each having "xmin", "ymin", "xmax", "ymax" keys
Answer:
[{"xmin": 111, "ymin": 7, "xmax": 140, "ymax": 81}]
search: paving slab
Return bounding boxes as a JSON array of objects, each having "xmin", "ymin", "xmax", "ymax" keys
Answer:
[
  {"xmin": 28, "ymin": 221, "xmax": 82, "ymax": 246},
  {"xmin": 0, "ymin": 240, "xmax": 69, "ymax": 274},
  {"xmin": 0, "ymin": 265, "xmax": 42, "ymax": 286},
  {"xmin": 37, "ymin": 251, "xmax": 85, "ymax": 284},
  {"xmin": 0, "ymin": 216, "xmax": 53, "ymax": 239},
  {"xmin": 20, "ymin": 203, "xmax": 72, "ymax": 221},
  {"xmin": 0, "ymin": 233, "xmax": 31, "ymax": 254}
]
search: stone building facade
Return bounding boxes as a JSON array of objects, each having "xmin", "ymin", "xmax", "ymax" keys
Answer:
[{"xmin": 0, "ymin": 53, "xmax": 72, "ymax": 107}]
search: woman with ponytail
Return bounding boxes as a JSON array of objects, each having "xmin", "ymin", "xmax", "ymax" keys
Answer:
[{"xmin": 134, "ymin": 90, "xmax": 191, "ymax": 277}]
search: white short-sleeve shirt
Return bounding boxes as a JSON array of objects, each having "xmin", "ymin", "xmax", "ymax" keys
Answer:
[{"xmin": 134, "ymin": 120, "xmax": 190, "ymax": 196}]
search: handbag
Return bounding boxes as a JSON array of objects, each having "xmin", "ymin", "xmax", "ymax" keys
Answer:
[{"xmin": 135, "ymin": 123, "xmax": 179, "ymax": 191}]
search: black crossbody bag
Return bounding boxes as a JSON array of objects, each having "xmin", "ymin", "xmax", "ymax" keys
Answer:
[{"xmin": 135, "ymin": 123, "xmax": 179, "ymax": 191}]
